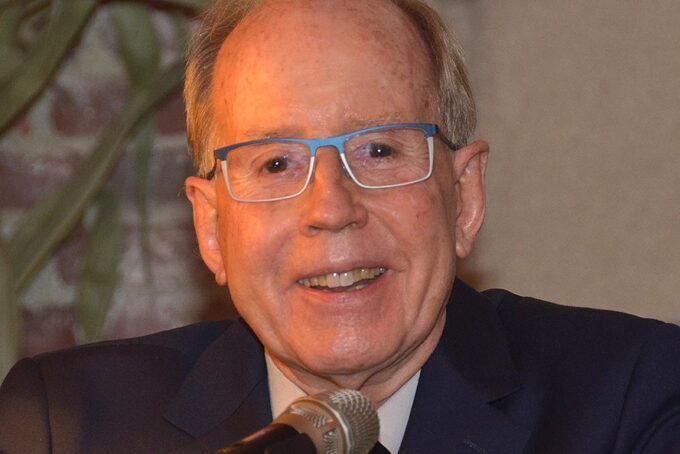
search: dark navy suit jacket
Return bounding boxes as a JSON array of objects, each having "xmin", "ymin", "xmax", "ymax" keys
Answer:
[{"xmin": 1, "ymin": 281, "xmax": 679, "ymax": 453}]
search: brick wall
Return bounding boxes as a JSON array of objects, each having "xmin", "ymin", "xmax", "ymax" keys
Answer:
[{"xmin": 0, "ymin": 10, "xmax": 235, "ymax": 357}]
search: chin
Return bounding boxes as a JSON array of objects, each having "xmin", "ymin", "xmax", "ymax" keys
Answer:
[{"xmin": 294, "ymin": 331, "xmax": 396, "ymax": 377}]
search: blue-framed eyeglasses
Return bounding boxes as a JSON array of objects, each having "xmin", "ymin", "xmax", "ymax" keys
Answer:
[{"xmin": 213, "ymin": 123, "xmax": 458, "ymax": 202}]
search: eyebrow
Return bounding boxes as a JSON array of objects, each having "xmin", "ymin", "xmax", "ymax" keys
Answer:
[
  {"xmin": 241, "ymin": 128, "xmax": 303, "ymax": 140},
  {"xmin": 241, "ymin": 115, "xmax": 409, "ymax": 140},
  {"xmin": 344, "ymin": 115, "xmax": 408, "ymax": 131}
]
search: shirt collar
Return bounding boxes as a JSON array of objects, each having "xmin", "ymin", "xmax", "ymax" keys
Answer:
[{"xmin": 265, "ymin": 351, "xmax": 420, "ymax": 454}]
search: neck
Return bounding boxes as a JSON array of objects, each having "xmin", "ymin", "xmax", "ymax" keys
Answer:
[{"xmin": 268, "ymin": 308, "xmax": 446, "ymax": 406}]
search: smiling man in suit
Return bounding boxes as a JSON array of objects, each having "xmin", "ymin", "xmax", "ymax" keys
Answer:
[{"xmin": 1, "ymin": 0, "xmax": 680, "ymax": 453}]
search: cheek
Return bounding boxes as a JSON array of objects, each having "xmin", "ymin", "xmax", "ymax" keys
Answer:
[
  {"xmin": 216, "ymin": 198, "xmax": 254, "ymax": 282},
  {"xmin": 392, "ymin": 178, "xmax": 459, "ymax": 294},
  {"xmin": 428, "ymin": 159, "xmax": 459, "ymax": 230},
  {"xmin": 218, "ymin": 201, "xmax": 295, "ymax": 287},
  {"xmin": 217, "ymin": 205, "xmax": 284, "ymax": 328},
  {"xmin": 401, "ymin": 180, "xmax": 456, "ymax": 243}
]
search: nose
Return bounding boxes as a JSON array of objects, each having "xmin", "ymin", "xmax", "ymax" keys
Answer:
[{"xmin": 298, "ymin": 147, "xmax": 368, "ymax": 236}]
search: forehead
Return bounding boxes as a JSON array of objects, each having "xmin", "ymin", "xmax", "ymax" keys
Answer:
[{"xmin": 211, "ymin": 0, "xmax": 436, "ymax": 140}]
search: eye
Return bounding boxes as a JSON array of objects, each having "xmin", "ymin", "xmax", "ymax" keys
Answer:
[
  {"xmin": 367, "ymin": 143, "xmax": 394, "ymax": 158},
  {"xmin": 264, "ymin": 156, "xmax": 288, "ymax": 173}
]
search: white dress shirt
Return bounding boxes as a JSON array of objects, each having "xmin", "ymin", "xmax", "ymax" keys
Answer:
[{"xmin": 265, "ymin": 352, "xmax": 420, "ymax": 453}]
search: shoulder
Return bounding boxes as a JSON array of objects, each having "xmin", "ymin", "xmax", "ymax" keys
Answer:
[
  {"xmin": 2, "ymin": 319, "xmax": 233, "ymax": 391},
  {"xmin": 1, "ymin": 320, "xmax": 234, "ymax": 410},
  {"xmin": 43, "ymin": 320, "xmax": 236, "ymax": 387},
  {"xmin": 482, "ymin": 287, "xmax": 680, "ymax": 450},
  {"xmin": 482, "ymin": 287, "xmax": 680, "ymax": 363},
  {"xmin": 30, "ymin": 319, "xmax": 231, "ymax": 370},
  {"xmin": 0, "ymin": 320, "xmax": 238, "ymax": 453}
]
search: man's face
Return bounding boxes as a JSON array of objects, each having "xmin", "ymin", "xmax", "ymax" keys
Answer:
[{"xmin": 188, "ymin": 0, "xmax": 487, "ymax": 391}]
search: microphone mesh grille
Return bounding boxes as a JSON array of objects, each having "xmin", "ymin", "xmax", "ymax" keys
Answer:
[{"xmin": 326, "ymin": 389, "xmax": 380, "ymax": 454}]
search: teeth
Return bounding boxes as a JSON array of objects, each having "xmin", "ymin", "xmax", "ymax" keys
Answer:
[{"xmin": 298, "ymin": 267, "xmax": 387, "ymax": 290}]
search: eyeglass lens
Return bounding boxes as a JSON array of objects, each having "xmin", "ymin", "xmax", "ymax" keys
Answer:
[{"xmin": 225, "ymin": 126, "xmax": 431, "ymax": 201}]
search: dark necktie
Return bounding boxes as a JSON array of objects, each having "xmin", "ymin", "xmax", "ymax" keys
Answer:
[
  {"xmin": 263, "ymin": 439, "xmax": 391, "ymax": 453},
  {"xmin": 370, "ymin": 441, "xmax": 392, "ymax": 454}
]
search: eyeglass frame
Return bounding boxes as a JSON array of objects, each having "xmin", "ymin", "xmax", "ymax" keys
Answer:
[{"xmin": 212, "ymin": 122, "xmax": 460, "ymax": 203}]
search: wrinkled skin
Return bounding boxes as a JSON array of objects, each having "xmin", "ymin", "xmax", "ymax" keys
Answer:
[{"xmin": 186, "ymin": 0, "xmax": 488, "ymax": 404}]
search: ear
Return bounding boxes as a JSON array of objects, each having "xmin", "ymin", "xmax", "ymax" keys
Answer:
[
  {"xmin": 185, "ymin": 176, "xmax": 227, "ymax": 286},
  {"xmin": 452, "ymin": 140, "xmax": 489, "ymax": 258}
]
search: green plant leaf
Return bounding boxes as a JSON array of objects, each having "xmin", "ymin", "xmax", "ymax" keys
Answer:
[
  {"xmin": 132, "ymin": 119, "xmax": 156, "ymax": 285},
  {"xmin": 0, "ymin": 0, "xmax": 100, "ymax": 134},
  {"xmin": 15, "ymin": 1, "xmax": 52, "ymax": 51},
  {"xmin": 0, "ymin": 237, "xmax": 19, "ymax": 380},
  {"xmin": 171, "ymin": 8, "xmax": 190, "ymax": 53},
  {"xmin": 20, "ymin": 0, "xmax": 51, "ymax": 16},
  {"xmin": 111, "ymin": 2, "xmax": 163, "ymax": 285},
  {"xmin": 142, "ymin": 0, "xmax": 208, "ymax": 11},
  {"xmin": 75, "ymin": 188, "xmax": 122, "ymax": 343},
  {"xmin": 7, "ymin": 60, "xmax": 185, "ymax": 294},
  {"xmin": 0, "ymin": 3, "xmax": 25, "ymax": 83},
  {"xmin": 110, "ymin": 2, "xmax": 160, "ymax": 87}
]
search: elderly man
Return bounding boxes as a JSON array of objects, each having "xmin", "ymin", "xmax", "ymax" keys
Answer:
[{"xmin": 1, "ymin": 0, "xmax": 680, "ymax": 453}]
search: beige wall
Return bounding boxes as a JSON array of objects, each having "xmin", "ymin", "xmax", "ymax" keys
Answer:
[{"xmin": 431, "ymin": 0, "xmax": 679, "ymax": 323}]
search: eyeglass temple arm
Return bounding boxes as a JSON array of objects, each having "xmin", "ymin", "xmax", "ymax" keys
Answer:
[
  {"xmin": 436, "ymin": 127, "xmax": 463, "ymax": 151},
  {"xmin": 205, "ymin": 162, "xmax": 218, "ymax": 180}
]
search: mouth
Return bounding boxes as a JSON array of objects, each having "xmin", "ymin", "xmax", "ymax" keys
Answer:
[{"xmin": 297, "ymin": 267, "xmax": 388, "ymax": 292}]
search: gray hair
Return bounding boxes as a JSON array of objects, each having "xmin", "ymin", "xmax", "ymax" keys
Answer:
[{"xmin": 184, "ymin": 0, "xmax": 476, "ymax": 177}]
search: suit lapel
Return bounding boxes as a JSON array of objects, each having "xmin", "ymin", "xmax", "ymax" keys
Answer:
[
  {"xmin": 162, "ymin": 281, "xmax": 531, "ymax": 453},
  {"xmin": 400, "ymin": 280, "xmax": 532, "ymax": 454},
  {"xmin": 164, "ymin": 319, "xmax": 271, "ymax": 453}
]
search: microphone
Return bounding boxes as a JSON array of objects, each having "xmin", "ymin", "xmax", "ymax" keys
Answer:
[{"xmin": 216, "ymin": 389, "xmax": 380, "ymax": 454}]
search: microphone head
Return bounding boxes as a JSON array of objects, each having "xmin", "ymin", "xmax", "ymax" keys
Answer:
[{"xmin": 276, "ymin": 389, "xmax": 379, "ymax": 454}]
